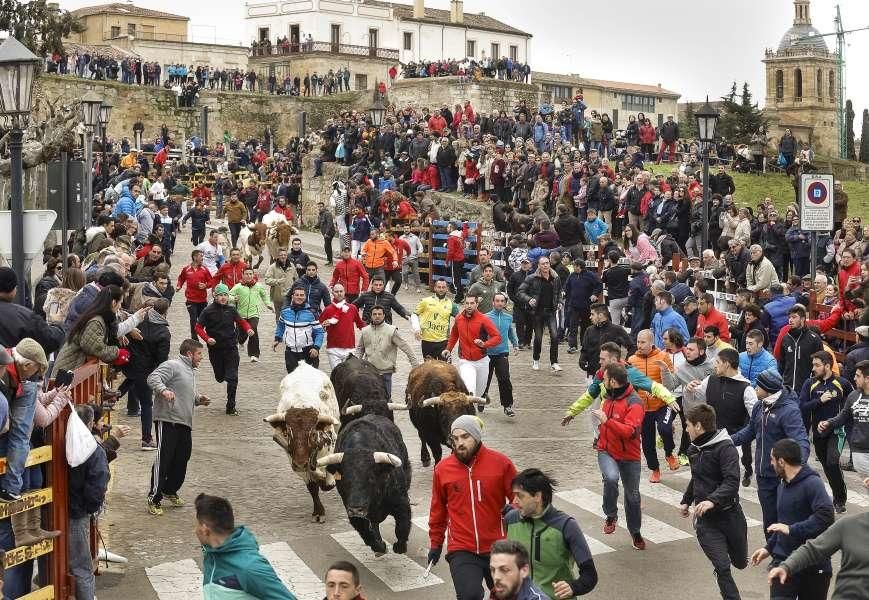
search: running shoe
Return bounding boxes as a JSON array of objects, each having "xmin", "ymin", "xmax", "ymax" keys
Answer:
[
  {"xmin": 678, "ymin": 454, "xmax": 689, "ymax": 466},
  {"xmin": 141, "ymin": 440, "xmax": 157, "ymax": 451},
  {"xmin": 551, "ymin": 363, "xmax": 563, "ymax": 374},
  {"xmin": 603, "ymin": 517, "xmax": 617, "ymax": 535},
  {"xmin": 632, "ymin": 533, "xmax": 646, "ymax": 550},
  {"xmin": 147, "ymin": 500, "xmax": 163, "ymax": 516},
  {"xmin": 665, "ymin": 454, "xmax": 680, "ymax": 471},
  {"xmin": 531, "ymin": 360, "xmax": 540, "ymax": 371},
  {"xmin": 649, "ymin": 470, "xmax": 661, "ymax": 483},
  {"xmin": 164, "ymin": 494, "xmax": 185, "ymax": 508},
  {"xmin": 504, "ymin": 406, "xmax": 515, "ymax": 417}
]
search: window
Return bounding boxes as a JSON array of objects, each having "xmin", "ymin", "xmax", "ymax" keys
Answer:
[
  {"xmin": 542, "ymin": 84, "xmax": 571, "ymax": 100},
  {"xmin": 620, "ymin": 93, "xmax": 655, "ymax": 113},
  {"xmin": 509, "ymin": 45, "xmax": 518, "ymax": 61},
  {"xmin": 491, "ymin": 43, "xmax": 500, "ymax": 59},
  {"xmin": 110, "ymin": 25, "xmax": 121, "ymax": 38},
  {"xmin": 127, "ymin": 23, "xmax": 136, "ymax": 36},
  {"xmin": 466, "ymin": 40, "xmax": 476, "ymax": 58},
  {"xmin": 140, "ymin": 24, "xmax": 154, "ymax": 40},
  {"xmin": 403, "ymin": 32, "xmax": 413, "ymax": 51},
  {"xmin": 368, "ymin": 28, "xmax": 378, "ymax": 48},
  {"xmin": 829, "ymin": 69, "xmax": 835, "ymax": 100},
  {"xmin": 331, "ymin": 24, "xmax": 341, "ymax": 45},
  {"xmin": 775, "ymin": 70, "xmax": 784, "ymax": 100},
  {"xmin": 259, "ymin": 27, "xmax": 270, "ymax": 42},
  {"xmin": 817, "ymin": 69, "xmax": 823, "ymax": 100},
  {"xmin": 794, "ymin": 68, "xmax": 802, "ymax": 100},
  {"xmin": 355, "ymin": 74, "xmax": 367, "ymax": 91}
]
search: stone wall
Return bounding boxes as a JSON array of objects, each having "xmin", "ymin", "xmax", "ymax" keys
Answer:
[
  {"xmin": 250, "ymin": 52, "xmax": 393, "ymax": 93},
  {"xmin": 388, "ymin": 77, "xmax": 544, "ymax": 114},
  {"xmin": 33, "ymin": 74, "xmax": 369, "ymax": 148}
]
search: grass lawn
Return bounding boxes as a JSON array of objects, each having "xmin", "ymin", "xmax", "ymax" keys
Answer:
[{"xmin": 649, "ymin": 163, "xmax": 869, "ymax": 221}]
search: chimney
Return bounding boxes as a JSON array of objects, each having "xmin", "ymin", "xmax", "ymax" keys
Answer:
[
  {"xmin": 450, "ymin": 0, "xmax": 464, "ymax": 24},
  {"xmin": 413, "ymin": 0, "xmax": 425, "ymax": 19}
]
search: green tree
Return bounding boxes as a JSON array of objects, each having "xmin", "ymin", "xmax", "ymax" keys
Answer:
[
  {"xmin": 681, "ymin": 101, "xmax": 699, "ymax": 139},
  {"xmin": 860, "ymin": 109, "xmax": 869, "ymax": 164},
  {"xmin": 716, "ymin": 81, "xmax": 768, "ymax": 144},
  {"xmin": 846, "ymin": 99, "xmax": 856, "ymax": 161},
  {"xmin": 0, "ymin": 0, "xmax": 84, "ymax": 56}
]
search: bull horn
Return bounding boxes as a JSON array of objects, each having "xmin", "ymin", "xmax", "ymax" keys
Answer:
[
  {"xmin": 386, "ymin": 402, "xmax": 409, "ymax": 411},
  {"xmin": 468, "ymin": 395, "xmax": 490, "ymax": 405},
  {"xmin": 342, "ymin": 405, "xmax": 363, "ymax": 416},
  {"xmin": 373, "ymin": 452, "xmax": 402, "ymax": 467},
  {"xmin": 316, "ymin": 452, "xmax": 344, "ymax": 467},
  {"xmin": 317, "ymin": 414, "xmax": 340, "ymax": 425},
  {"xmin": 263, "ymin": 413, "xmax": 284, "ymax": 424},
  {"xmin": 422, "ymin": 397, "xmax": 443, "ymax": 407}
]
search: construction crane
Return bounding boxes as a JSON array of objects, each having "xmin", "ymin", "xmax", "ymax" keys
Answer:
[{"xmin": 800, "ymin": 5, "xmax": 869, "ymax": 159}]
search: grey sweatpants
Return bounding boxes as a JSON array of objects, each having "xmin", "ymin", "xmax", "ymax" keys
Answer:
[{"xmin": 69, "ymin": 515, "xmax": 95, "ymax": 599}]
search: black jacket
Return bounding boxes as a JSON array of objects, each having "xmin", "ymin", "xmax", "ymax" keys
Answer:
[
  {"xmin": 197, "ymin": 302, "xmax": 245, "ymax": 347},
  {"xmin": 353, "ymin": 290, "xmax": 409, "ymax": 324},
  {"xmin": 0, "ymin": 299, "xmax": 65, "ymax": 353},
  {"xmin": 517, "ymin": 272, "xmax": 562, "ymax": 313},
  {"xmin": 125, "ymin": 314, "xmax": 171, "ymax": 376},
  {"xmin": 710, "ymin": 172, "xmax": 735, "ymax": 196},
  {"xmin": 492, "ymin": 202, "xmax": 513, "ymax": 233},
  {"xmin": 507, "ymin": 269, "xmax": 531, "ymax": 303},
  {"xmin": 844, "ymin": 342, "xmax": 869, "ymax": 380},
  {"xmin": 69, "ymin": 444, "xmax": 109, "ymax": 519},
  {"xmin": 778, "ymin": 327, "xmax": 824, "ymax": 392},
  {"xmin": 724, "ymin": 248, "xmax": 751, "ymax": 286},
  {"xmin": 681, "ymin": 429, "xmax": 741, "ymax": 513},
  {"xmin": 601, "ymin": 265, "xmax": 630, "ymax": 300},
  {"xmin": 555, "ymin": 214, "xmax": 583, "ymax": 247},
  {"xmin": 579, "ymin": 322, "xmax": 635, "ymax": 374},
  {"xmin": 287, "ymin": 275, "xmax": 330, "ymax": 315}
]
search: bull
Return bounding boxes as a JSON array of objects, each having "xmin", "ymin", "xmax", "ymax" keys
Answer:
[
  {"xmin": 263, "ymin": 362, "xmax": 341, "ymax": 523},
  {"xmin": 239, "ymin": 222, "xmax": 268, "ymax": 269},
  {"xmin": 331, "ymin": 354, "xmax": 408, "ymax": 426},
  {"xmin": 405, "ymin": 360, "xmax": 488, "ymax": 466},
  {"xmin": 317, "ymin": 414, "xmax": 412, "ymax": 556}
]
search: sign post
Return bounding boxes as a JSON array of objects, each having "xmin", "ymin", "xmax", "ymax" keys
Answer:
[{"xmin": 799, "ymin": 173, "xmax": 834, "ymax": 279}]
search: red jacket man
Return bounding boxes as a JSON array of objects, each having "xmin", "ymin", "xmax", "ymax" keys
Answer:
[
  {"xmin": 596, "ymin": 380, "xmax": 645, "ymax": 462},
  {"xmin": 319, "ymin": 300, "xmax": 364, "ymax": 351},
  {"xmin": 428, "ymin": 114, "xmax": 447, "ymax": 136},
  {"xmin": 329, "ymin": 251, "xmax": 369, "ymax": 298},
  {"xmin": 696, "ymin": 294, "xmax": 732, "ymax": 342},
  {"xmin": 209, "ymin": 255, "xmax": 248, "ymax": 289},
  {"xmin": 177, "ymin": 261, "xmax": 211, "ymax": 304},
  {"xmin": 446, "ymin": 307, "xmax": 501, "ymax": 362},
  {"xmin": 445, "ymin": 223, "xmax": 469, "ymax": 263}
]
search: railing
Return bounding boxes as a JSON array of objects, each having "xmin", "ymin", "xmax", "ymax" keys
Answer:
[
  {"xmin": 0, "ymin": 361, "xmax": 104, "ymax": 599},
  {"xmin": 106, "ymin": 31, "xmax": 187, "ymax": 43},
  {"xmin": 249, "ymin": 40, "xmax": 399, "ymax": 60}
]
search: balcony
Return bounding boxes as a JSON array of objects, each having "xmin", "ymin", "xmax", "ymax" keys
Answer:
[{"xmin": 249, "ymin": 40, "xmax": 399, "ymax": 61}]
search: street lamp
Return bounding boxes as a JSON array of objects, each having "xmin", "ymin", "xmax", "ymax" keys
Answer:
[
  {"xmin": 0, "ymin": 37, "xmax": 41, "ymax": 306},
  {"xmin": 368, "ymin": 94, "xmax": 386, "ymax": 128},
  {"xmin": 99, "ymin": 100, "xmax": 112, "ymax": 190},
  {"xmin": 695, "ymin": 96, "xmax": 720, "ymax": 252},
  {"xmin": 80, "ymin": 90, "xmax": 102, "ymax": 225},
  {"xmin": 133, "ymin": 120, "xmax": 144, "ymax": 151}
]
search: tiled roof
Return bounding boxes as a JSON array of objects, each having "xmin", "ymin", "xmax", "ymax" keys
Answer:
[
  {"xmin": 70, "ymin": 3, "xmax": 189, "ymax": 21},
  {"xmin": 532, "ymin": 71, "xmax": 582, "ymax": 86},
  {"xmin": 367, "ymin": 1, "xmax": 530, "ymax": 37},
  {"xmin": 582, "ymin": 77, "xmax": 680, "ymax": 98},
  {"xmin": 63, "ymin": 42, "xmax": 140, "ymax": 59}
]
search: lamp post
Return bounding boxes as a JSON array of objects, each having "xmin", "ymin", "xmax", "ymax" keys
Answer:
[
  {"xmin": 0, "ymin": 37, "xmax": 41, "ymax": 305},
  {"xmin": 368, "ymin": 92, "xmax": 385, "ymax": 169},
  {"xmin": 99, "ymin": 100, "xmax": 112, "ymax": 191},
  {"xmin": 133, "ymin": 120, "xmax": 144, "ymax": 151},
  {"xmin": 80, "ymin": 91, "xmax": 102, "ymax": 226},
  {"xmin": 695, "ymin": 96, "xmax": 720, "ymax": 252}
]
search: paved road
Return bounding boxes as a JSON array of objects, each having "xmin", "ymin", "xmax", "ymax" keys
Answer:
[{"xmin": 95, "ymin": 227, "xmax": 864, "ymax": 600}]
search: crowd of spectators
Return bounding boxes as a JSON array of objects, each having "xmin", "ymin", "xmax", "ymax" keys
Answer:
[{"xmin": 400, "ymin": 56, "xmax": 531, "ymax": 83}]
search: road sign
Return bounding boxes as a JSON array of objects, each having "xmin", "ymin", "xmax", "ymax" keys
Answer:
[
  {"xmin": 0, "ymin": 210, "xmax": 59, "ymax": 266},
  {"xmin": 799, "ymin": 173, "xmax": 834, "ymax": 231}
]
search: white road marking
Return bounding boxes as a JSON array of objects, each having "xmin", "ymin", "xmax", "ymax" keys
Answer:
[
  {"xmin": 673, "ymin": 469, "xmax": 761, "ymax": 505},
  {"xmin": 581, "ymin": 535, "xmax": 616, "ymax": 555},
  {"xmin": 411, "ymin": 516, "xmax": 429, "ymax": 531},
  {"xmin": 260, "ymin": 542, "xmax": 323, "ymax": 600},
  {"xmin": 331, "ymin": 531, "xmax": 444, "ymax": 591},
  {"xmin": 638, "ymin": 480, "xmax": 762, "ymax": 527},
  {"xmin": 556, "ymin": 487, "xmax": 692, "ymax": 544},
  {"xmin": 145, "ymin": 558, "xmax": 202, "ymax": 600},
  {"xmin": 823, "ymin": 482, "xmax": 869, "ymax": 508}
]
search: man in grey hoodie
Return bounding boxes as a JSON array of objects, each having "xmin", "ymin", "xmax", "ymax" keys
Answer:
[{"xmin": 146, "ymin": 339, "xmax": 210, "ymax": 516}]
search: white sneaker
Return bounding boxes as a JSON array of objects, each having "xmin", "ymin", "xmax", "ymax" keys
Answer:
[
  {"xmin": 551, "ymin": 363, "xmax": 563, "ymax": 374},
  {"xmin": 531, "ymin": 360, "xmax": 540, "ymax": 371},
  {"xmin": 250, "ymin": 356, "xmax": 259, "ymax": 363},
  {"xmin": 403, "ymin": 284, "xmax": 409, "ymax": 291}
]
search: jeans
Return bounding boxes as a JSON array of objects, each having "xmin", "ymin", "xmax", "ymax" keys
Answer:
[
  {"xmin": 438, "ymin": 166, "xmax": 454, "ymax": 191},
  {"xmin": 403, "ymin": 258, "xmax": 421, "ymax": 287},
  {"xmin": 641, "ymin": 406, "xmax": 676, "ymax": 471},
  {"xmin": 531, "ymin": 312, "xmax": 559, "ymax": 363},
  {"xmin": 0, "ymin": 516, "xmax": 34, "ymax": 596},
  {"xmin": 608, "ymin": 297, "xmax": 628, "ymax": 327},
  {"xmin": 323, "ymin": 235, "xmax": 334, "ymax": 263},
  {"xmin": 191, "ymin": 228, "xmax": 205, "ymax": 245},
  {"xmin": 228, "ymin": 222, "xmax": 243, "ymax": 248},
  {"xmin": 446, "ymin": 550, "xmax": 492, "ymax": 600},
  {"xmin": 421, "ymin": 340, "xmax": 447, "ymax": 360},
  {"xmin": 451, "ymin": 261, "xmax": 465, "ymax": 302},
  {"xmin": 597, "ymin": 451, "xmax": 642, "ymax": 535},
  {"xmin": 284, "ymin": 347, "xmax": 319, "ymax": 373},
  {"xmin": 756, "ymin": 476, "xmax": 779, "ymax": 540},
  {"xmin": 128, "ymin": 378, "xmax": 153, "ymax": 442},
  {"xmin": 381, "ymin": 373, "xmax": 393, "ymax": 399},
  {"xmin": 69, "ymin": 515, "xmax": 95, "ymax": 600},
  {"xmin": 0, "ymin": 381, "xmax": 38, "ymax": 495},
  {"xmin": 696, "ymin": 508, "xmax": 749, "ymax": 600}
]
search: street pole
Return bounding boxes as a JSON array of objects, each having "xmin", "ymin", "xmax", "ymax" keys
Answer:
[
  {"xmin": 102, "ymin": 127, "xmax": 108, "ymax": 191},
  {"xmin": 809, "ymin": 231, "xmax": 818, "ymax": 279},
  {"xmin": 10, "ymin": 125, "xmax": 25, "ymax": 305},
  {"xmin": 701, "ymin": 144, "xmax": 710, "ymax": 252},
  {"xmin": 60, "ymin": 151, "xmax": 69, "ymax": 272},
  {"xmin": 84, "ymin": 126, "xmax": 93, "ymax": 227}
]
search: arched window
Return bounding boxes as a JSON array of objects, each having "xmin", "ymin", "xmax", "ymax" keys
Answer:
[
  {"xmin": 794, "ymin": 68, "xmax": 802, "ymax": 100},
  {"xmin": 829, "ymin": 69, "xmax": 835, "ymax": 100},
  {"xmin": 775, "ymin": 70, "xmax": 784, "ymax": 100},
  {"xmin": 817, "ymin": 69, "xmax": 823, "ymax": 100}
]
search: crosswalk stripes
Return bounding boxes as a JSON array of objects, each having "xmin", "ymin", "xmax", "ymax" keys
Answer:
[
  {"xmin": 330, "ymin": 531, "xmax": 444, "ymax": 592},
  {"xmin": 672, "ymin": 470, "xmax": 761, "ymax": 505},
  {"xmin": 411, "ymin": 515, "xmax": 429, "ymax": 531},
  {"xmin": 637, "ymin": 480, "xmax": 762, "ymax": 527},
  {"xmin": 144, "ymin": 558, "xmax": 202, "ymax": 600},
  {"xmin": 823, "ymin": 482, "xmax": 869, "ymax": 508},
  {"xmin": 259, "ymin": 542, "xmax": 323, "ymax": 600},
  {"xmin": 556, "ymin": 487, "xmax": 693, "ymax": 544}
]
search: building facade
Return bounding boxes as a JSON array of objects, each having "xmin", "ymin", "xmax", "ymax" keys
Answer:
[
  {"xmin": 244, "ymin": 0, "xmax": 532, "ymax": 65},
  {"xmin": 762, "ymin": 0, "xmax": 839, "ymax": 156},
  {"xmin": 68, "ymin": 3, "xmax": 189, "ymax": 44},
  {"xmin": 533, "ymin": 72, "xmax": 680, "ymax": 129}
]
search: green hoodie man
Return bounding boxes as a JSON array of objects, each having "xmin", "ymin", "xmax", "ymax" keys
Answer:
[{"xmin": 196, "ymin": 494, "xmax": 296, "ymax": 599}]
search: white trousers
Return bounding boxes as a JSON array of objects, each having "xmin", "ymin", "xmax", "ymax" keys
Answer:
[
  {"xmin": 327, "ymin": 347, "xmax": 353, "ymax": 369},
  {"xmin": 457, "ymin": 356, "xmax": 490, "ymax": 397}
]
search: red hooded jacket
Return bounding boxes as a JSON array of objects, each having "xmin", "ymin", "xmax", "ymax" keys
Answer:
[
  {"xmin": 696, "ymin": 306, "xmax": 732, "ymax": 342},
  {"xmin": 446, "ymin": 224, "xmax": 469, "ymax": 262},
  {"xmin": 209, "ymin": 260, "xmax": 248, "ymax": 289},
  {"xmin": 596, "ymin": 383, "xmax": 645, "ymax": 461},
  {"xmin": 329, "ymin": 257, "xmax": 369, "ymax": 295}
]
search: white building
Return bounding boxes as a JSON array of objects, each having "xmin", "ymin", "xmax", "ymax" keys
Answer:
[{"xmin": 244, "ymin": 0, "xmax": 532, "ymax": 64}]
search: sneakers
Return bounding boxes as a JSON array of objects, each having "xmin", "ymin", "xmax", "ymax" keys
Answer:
[
  {"xmin": 147, "ymin": 500, "xmax": 163, "ymax": 516},
  {"xmin": 649, "ymin": 470, "xmax": 661, "ymax": 483},
  {"xmin": 603, "ymin": 517, "xmax": 617, "ymax": 535},
  {"xmin": 416, "ymin": 287, "xmax": 422, "ymax": 293},
  {"xmin": 226, "ymin": 409, "xmax": 240, "ymax": 416},
  {"xmin": 665, "ymin": 454, "xmax": 680, "ymax": 471},
  {"xmin": 531, "ymin": 360, "xmax": 540, "ymax": 371},
  {"xmin": 551, "ymin": 363, "xmax": 563, "ymax": 375},
  {"xmin": 164, "ymin": 494, "xmax": 185, "ymax": 507},
  {"xmin": 566, "ymin": 346, "xmax": 577, "ymax": 354},
  {"xmin": 0, "ymin": 488, "xmax": 21, "ymax": 502},
  {"xmin": 742, "ymin": 473, "xmax": 752, "ymax": 488},
  {"xmin": 834, "ymin": 502, "xmax": 847, "ymax": 514},
  {"xmin": 141, "ymin": 440, "xmax": 157, "ymax": 451},
  {"xmin": 503, "ymin": 406, "xmax": 515, "ymax": 417},
  {"xmin": 678, "ymin": 454, "xmax": 689, "ymax": 466},
  {"xmin": 250, "ymin": 356, "xmax": 259, "ymax": 363},
  {"xmin": 632, "ymin": 533, "xmax": 646, "ymax": 550},
  {"xmin": 403, "ymin": 284, "xmax": 409, "ymax": 291}
]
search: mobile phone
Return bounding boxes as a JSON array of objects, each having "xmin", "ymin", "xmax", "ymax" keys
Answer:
[{"xmin": 54, "ymin": 369, "xmax": 74, "ymax": 388}]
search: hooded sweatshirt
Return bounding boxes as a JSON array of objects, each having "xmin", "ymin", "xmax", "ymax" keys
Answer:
[
  {"xmin": 201, "ymin": 526, "xmax": 296, "ymax": 599},
  {"xmin": 681, "ymin": 429, "xmax": 741, "ymax": 512}
]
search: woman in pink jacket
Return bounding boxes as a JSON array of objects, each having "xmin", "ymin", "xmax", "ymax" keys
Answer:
[{"xmin": 623, "ymin": 224, "xmax": 658, "ymax": 263}]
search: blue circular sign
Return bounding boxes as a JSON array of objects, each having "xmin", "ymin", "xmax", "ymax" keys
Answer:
[{"xmin": 806, "ymin": 181, "xmax": 828, "ymax": 204}]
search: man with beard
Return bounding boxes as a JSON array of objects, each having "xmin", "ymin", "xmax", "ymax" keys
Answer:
[
  {"xmin": 488, "ymin": 540, "xmax": 550, "ymax": 600},
  {"xmin": 428, "ymin": 415, "xmax": 517, "ymax": 600},
  {"xmin": 412, "ymin": 279, "xmax": 458, "ymax": 359}
]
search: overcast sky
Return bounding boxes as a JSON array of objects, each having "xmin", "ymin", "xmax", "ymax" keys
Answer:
[{"xmin": 59, "ymin": 0, "xmax": 869, "ymax": 129}]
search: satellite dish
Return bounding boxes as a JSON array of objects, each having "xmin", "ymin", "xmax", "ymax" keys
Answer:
[{"xmin": 0, "ymin": 210, "xmax": 59, "ymax": 268}]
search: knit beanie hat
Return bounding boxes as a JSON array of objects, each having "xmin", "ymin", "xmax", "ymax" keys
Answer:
[
  {"xmin": 14, "ymin": 338, "xmax": 48, "ymax": 375},
  {"xmin": 214, "ymin": 283, "xmax": 230, "ymax": 296},
  {"xmin": 0, "ymin": 267, "xmax": 17, "ymax": 294},
  {"xmin": 755, "ymin": 368, "xmax": 783, "ymax": 394},
  {"xmin": 451, "ymin": 415, "xmax": 483, "ymax": 442}
]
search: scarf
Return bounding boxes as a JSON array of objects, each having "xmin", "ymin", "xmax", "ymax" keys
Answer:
[{"xmin": 687, "ymin": 354, "xmax": 707, "ymax": 367}]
